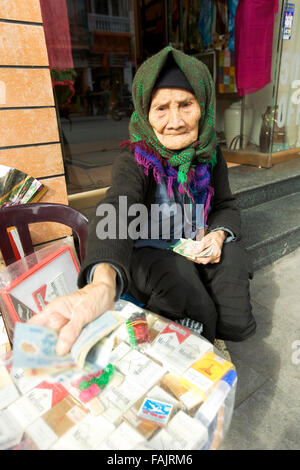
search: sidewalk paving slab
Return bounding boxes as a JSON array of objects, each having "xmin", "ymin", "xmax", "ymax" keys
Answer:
[{"xmin": 220, "ymin": 247, "xmax": 300, "ymax": 450}]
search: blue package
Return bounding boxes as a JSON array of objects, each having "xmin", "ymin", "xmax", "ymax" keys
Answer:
[{"xmin": 138, "ymin": 398, "xmax": 173, "ymax": 426}]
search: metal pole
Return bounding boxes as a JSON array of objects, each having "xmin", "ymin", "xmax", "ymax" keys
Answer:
[
  {"xmin": 267, "ymin": 0, "xmax": 285, "ymax": 167},
  {"xmin": 240, "ymin": 96, "xmax": 245, "ymax": 149},
  {"xmin": 178, "ymin": 0, "xmax": 183, "ymax": 50},
  {"xmin": 167, "ymin": 0, "xmax": 173, "ymax": 45}
]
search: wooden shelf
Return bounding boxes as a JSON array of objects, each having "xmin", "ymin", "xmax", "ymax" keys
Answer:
[
  {"xmin": 222, "ymin": 146, "xmax": 300, "ymax": 168},
  {"xmin": 216, "ymin": 92, "xmax": 239, "ymax": 99}
]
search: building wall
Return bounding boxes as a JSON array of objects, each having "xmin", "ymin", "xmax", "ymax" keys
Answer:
[{"xmin": 0, "ymin": 0, "xmax": 71, "ymax": 248}]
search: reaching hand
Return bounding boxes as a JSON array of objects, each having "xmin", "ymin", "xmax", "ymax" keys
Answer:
[{"xmin": 28, "ymin": 264, "xmax": 116, "ymax": 355}]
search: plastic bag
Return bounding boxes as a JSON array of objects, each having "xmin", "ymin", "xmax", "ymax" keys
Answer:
[{"xmin": 0, "ymin": 238, "xmax": 80, "ymax": 342}]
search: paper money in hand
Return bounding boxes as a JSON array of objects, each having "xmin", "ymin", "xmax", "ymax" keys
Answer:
[
  {"xmin": 12, "ymin": 310, "xmax": 124, "ymax": 374},
  {"xmin": 172, "ymin": 239, "xmax": 214, "ymax": 260}
]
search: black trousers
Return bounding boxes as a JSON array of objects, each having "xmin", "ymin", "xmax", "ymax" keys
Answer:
[{"xmin": 128, "ymin": 242, "xmax": 256, "ymax": 343}]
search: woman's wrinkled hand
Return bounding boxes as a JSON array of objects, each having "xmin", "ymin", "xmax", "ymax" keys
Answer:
[
  {"xmin": 187, "ymin": 230, "xmax": 227, "ymax": 265},
  {"xmin": 28, "ymin": 264, "xmax": 116, "ymax": 355}
]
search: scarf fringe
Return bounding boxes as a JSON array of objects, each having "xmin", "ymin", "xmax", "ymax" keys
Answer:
[
  {"xmin": 121, "ymin": 140, "xmax": 163, "ymax": 184},
  {"xmin": 120, "ymin": 139, "xmax": 163, "ymax": 162},
  {"xmin": 167, "ymin": 177, "xmax": 174, "ymax": 198},
  {"xmin": 204, "ymin": 185, "xmax": 214, "ymax": 222},
  {"xmin": 178, "ymin": 182, "xmax": 195, "ymax": 203},
  {"xmin": 134, "ymin": 149, "xmax": 162, "ymax": 184},
  {"xmin": 121, "ymin": 140, "xmax": 211, "ymax": 209}
]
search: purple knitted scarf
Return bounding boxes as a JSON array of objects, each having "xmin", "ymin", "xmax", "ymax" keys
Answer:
[{"xmin": 122, "ymin": 141, "xmax": 214, "ymax": 224}]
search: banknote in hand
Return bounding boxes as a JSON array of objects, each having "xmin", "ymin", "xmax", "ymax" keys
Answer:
[
  {"xmin": 12, "ymin": 323, "xmax": 75, "ymax": 374},
  {"xmin": 172, "ymin": 239, "xmax": 214, "ymax": 260},
  {"xmin": 12, "ymin": 310, "xmax": 124, "ymax": 374}
]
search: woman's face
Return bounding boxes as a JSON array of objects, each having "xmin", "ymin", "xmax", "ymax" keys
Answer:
[{"xmin": 148, "ymin": 88, "xmax": 201, "ymax": 150}]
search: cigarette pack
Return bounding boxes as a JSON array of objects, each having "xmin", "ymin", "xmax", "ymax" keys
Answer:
[
  {"xmin": 0, "ymin": 409, "xmax": 23, "ymax": 450},
  {"xmin": 99, "ymin": 377, "xmax": 145, "ymax": 425},
  {"xmin": 42, "ymin": 395, "xmax": 87, "ymax": 434},
  {"xmin": 126, "ymin": 312, "xmax": 150, "ymax": 349},
  {"xmin": 148, "ymin": 316, "xmax": 169, "ymax": 342},
  {"xmin": 147, "ymin": 321, "xmax": 213, "ymax": 375},
  {"xmin": 123, "ymin": 404, "xmax": 159, "ymax": 439},
  {"xmin": 0, "ymin": 365, "xmax": 20, "ymax": 409},
  {"xmin": 180, "ymin": 352, "xmax": 234, "ymax": 399},
  {"xmin": 137, "ymin": 397, "xmax": 173, "ymax": 426},
  {"xmin": 123, "ymin": 384, "xmax": 179, "ymax": 438},
  {"xmin": 149, "ymin": 410, "xmax": 208, "ymax": 450},
  {"xmin": 160, "ymin": 373, "xmax": 203, "ymax": 411},
  {"xmin": 0, "ymin": 316, "xmax": 10, "ymax": 355},
  {"xmin": 114, "ymin": 300, "xmax": 144, "ymax": 319},
  {"xmin": 97, "ymin": 421, "xmax": 145, "ymax": 450},
  {"xmin": 51, "ymin": 414, "xmax": 115, "ymax": 450},
  {"xmin": 161, "ymin": 372, "xmax": 189, "ymax": 400},
  {"xmin": 25, "ymin": 417, "xmax": 59, "ymax": 450},
  {"xmin": 9, "ymin": 365, "xmax": 46, "ymax": 395},
  {"xmin": 115, "ymin": 349, "xmax": 166, "ymax": 391},
  {"xmin": 8, "ymin": 432, "xmax": 38, "ymax": 450},
  {"xmin": 24, "ymin": 394, "xmax": 88, "ymax": 449},
  {"xmin": 7, "ymin": 380, "xmax": 70, "ymax": 429}
]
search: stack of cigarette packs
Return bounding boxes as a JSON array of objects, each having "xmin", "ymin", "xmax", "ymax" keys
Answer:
[{"xmin": 0, "ymin": 300, "xmax": 237, "ymax": 450}]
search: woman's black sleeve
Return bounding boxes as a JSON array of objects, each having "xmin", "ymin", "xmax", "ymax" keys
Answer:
[
  {"xmin": 206, "ymin": 146, "xmax": 241, "ymax": 240},
  {"xmin": 78, "ymin": 150, "xmax": 148, "ymax": 292}
]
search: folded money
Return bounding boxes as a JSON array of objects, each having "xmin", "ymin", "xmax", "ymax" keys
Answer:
[
  {"xmin": 12, "ymin": 311, "xmax": 124, "ymax": 374},
  {"xmin": 171, "ymin": 239, "xmax": 214, "ymax": 260}
]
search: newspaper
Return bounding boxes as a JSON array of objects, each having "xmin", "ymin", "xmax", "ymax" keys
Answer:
[{"xmin": 12, "ymin": 311, "xmax": 124, "ymax": 374}]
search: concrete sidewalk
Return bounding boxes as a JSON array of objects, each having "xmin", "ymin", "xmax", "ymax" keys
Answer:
[{"xmin": 220, "ymin": 247, "xmax": 300, "ymax": 450}]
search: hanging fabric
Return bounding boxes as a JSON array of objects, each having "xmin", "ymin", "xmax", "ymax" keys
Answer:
[
  {"xmin": 215, "ymin": 0, "xmax": 228, "ymax": 36},
  {"xmin": 198, "ymin": 0, "xmax": 215, "ymax": 49},
  {"xmin": 234, "ymin": 0, "xmax": 279, "ymax": 96},
  {"xmin": 39, "ymin": 0, "xmax": 73, "ymax": 70},
  {"xmin": 39, "ymin": 0, "xmax": 75, "ymax": 104},
  {"xmin": 228, "ymin": 0, "xmax": 239, "ymax": 52}
]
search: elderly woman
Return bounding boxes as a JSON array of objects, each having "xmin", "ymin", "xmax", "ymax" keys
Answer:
[{"xmin": 29, "ymin": 47, "xmax": 256, "ymax": 354}]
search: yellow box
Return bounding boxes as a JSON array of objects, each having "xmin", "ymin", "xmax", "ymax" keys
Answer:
[{"xmin": 180, "ymin": 352, "xmax": 234, "ymax": 399}]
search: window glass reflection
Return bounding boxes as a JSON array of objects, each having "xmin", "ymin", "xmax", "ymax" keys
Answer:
[{"xmin": 40, "ymin": 0, "xmax": 136, "ymax": 197}]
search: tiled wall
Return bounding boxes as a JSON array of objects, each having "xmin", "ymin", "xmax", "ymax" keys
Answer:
[{"xmin": 0, "ymin": 0, "xmax": 71, "ymax": 247}]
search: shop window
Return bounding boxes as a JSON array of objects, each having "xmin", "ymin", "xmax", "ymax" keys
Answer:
[
  {"xmin": 203, "ymin": 0, "xmax": 300, "ymax": 168},
  {"xmin": 40, "ymin": 0, "xmax": 299, "ymax": 219},
  {"xmin": 92, "ymin": 0, "xmax": 129, "ymax": 18},
  {"xmin": 94, "ymin": 0, "xmax": 109, "ymax": 15},
  {"xmin": 40, "ymin": 0, "xmax": 136, "ymax": 218},
  {"xmin": 271, "ymin": 1, "xmax": 300, "ymax": 154}
]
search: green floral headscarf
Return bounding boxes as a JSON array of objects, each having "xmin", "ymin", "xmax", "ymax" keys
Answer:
[{"xmin": 129, "ymin": 46, "xmax": 217, "ymax": 188}]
